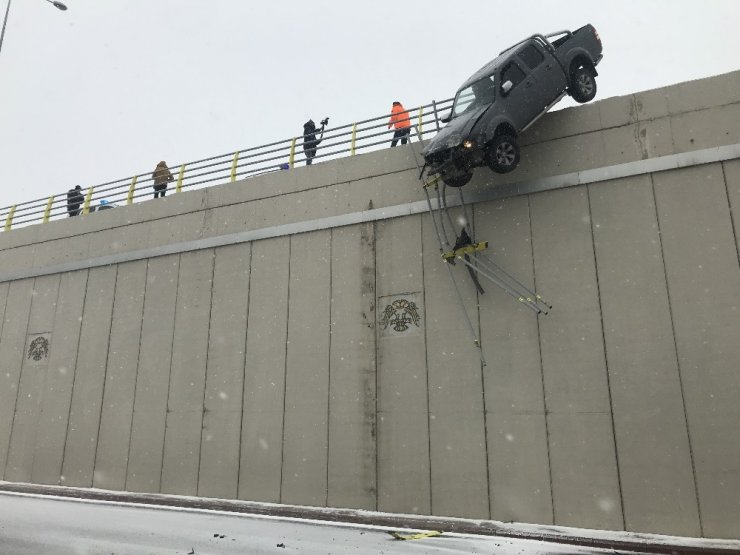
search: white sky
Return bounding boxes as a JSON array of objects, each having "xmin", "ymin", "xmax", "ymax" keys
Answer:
[{"xmin": 1, "ymin": 0, "xmax": 739, "ymax": 208}]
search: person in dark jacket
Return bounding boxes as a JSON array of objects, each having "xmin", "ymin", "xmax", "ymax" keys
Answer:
[
  {"xmin": 302, "ymin": 119, "xmax": 326, "ymax": 166},
  {"xmin": 152, "ymin": 161, "xmax": 174, "ymax": 198},
  {"xmin": 67, "ymin": 185, "xmax": 84, "ymax": 217}
]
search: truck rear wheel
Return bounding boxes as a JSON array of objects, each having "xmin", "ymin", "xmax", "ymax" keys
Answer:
[
  {"xmin": 570, "ymin": 66, "xmax": 597, "ymax": 103},
  {"xmin": 486, "ymin": 135, "xmax": 520, "ymax": 174}
]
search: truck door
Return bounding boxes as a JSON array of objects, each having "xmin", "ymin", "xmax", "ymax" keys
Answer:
[
  {"xmin": 516, "ymin": 42, "xmax": 567, "ymax": 116},
  {"xmin": 499, "ymin": 60, "xmax": 531, "ymax": 130}
]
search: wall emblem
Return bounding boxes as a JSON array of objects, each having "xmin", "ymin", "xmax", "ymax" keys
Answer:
[
  {"xmin": 380, "ymin": 298, "xmax": 421, "ymax": 333},
  {"xmin": 27, "ymin": 335, "xmax": 50, "ymax": 362}
]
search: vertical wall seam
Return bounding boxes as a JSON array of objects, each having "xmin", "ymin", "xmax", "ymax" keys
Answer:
[
  {"xmin": 326, "ymin": 230, "xmax": 333, "ymax": 507},
  {"xmin": 472, "ymin": 206, "xmax": 492, "ymax": 520},
  {"xmin": 419, "ymin": 214, "xmax": 433, "ymax": 514},
  {"xmin": 586, "ymin": 184, "xmax": 627, "ymax": 530},
  {"xmin": 195, "ymin": 249, "xmax": 217, "ymax": 497},
  {"xmin": 60, "ymin": 268, "xmax": 91, "ymax": 485},
  {"xmin": 371, "ymin": 220, "xmax": 379, "ymax": 512},
  {"xmin": 91, "ymin": 265, "xmax": 120, "ymax": 487},
  {"xmin": 278, "ymin": 236, "xmax": 292, "ymax": 503},
  {"xmin": 528, "ymin": 194, "xmax": 555, "ymax": 525},
  {"xmin": 124, "ymin": 260, "xmax": 150, "ymax": 491},
  {"xmin": 650, "ymin": 174, "xmax": 704, "ymax": 536},
  {"xmin": 0, "ymin": 282, "xmax": 9, "ymax": 341},
  {"xmin": 236, "ymin": 242, "xmax": 253, "ymax": 499},
  {"xmin": 2, "ymin": 278, "xmax": 37, "ymax": 479},
  {"xmin": 720, "ymin": 162, "xmax": 740, "ymax": 271},
  {"xmin": 158, "ymin": 254, "xmax": 182, "ymax": 493}
]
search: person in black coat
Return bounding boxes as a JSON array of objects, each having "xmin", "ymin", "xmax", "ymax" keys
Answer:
[
  {"xmin": 67, "ymin": 185, "xmax": 84, "ymax": 217},
  {"xmin": 302, "ymin": 119, "xmax": 325, "ymax": 166}
]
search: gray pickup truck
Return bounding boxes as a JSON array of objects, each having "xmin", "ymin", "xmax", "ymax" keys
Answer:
[{"xmin": 422, "ymin": 24, "xmax": 603, "ymax": 187}]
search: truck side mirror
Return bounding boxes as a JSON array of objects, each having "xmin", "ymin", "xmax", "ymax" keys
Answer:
[
  {"xmin": 501, "ymin": 80, "xmax": 513, "ymax": 95},
  {"xmin": 440, "ymin": 112, "xmax": 452, "ymax": 124}
]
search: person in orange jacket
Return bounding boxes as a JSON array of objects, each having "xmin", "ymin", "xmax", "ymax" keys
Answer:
[{"xmin": 387, "ymin": 101, "xmax": 411, "ymax": 147}]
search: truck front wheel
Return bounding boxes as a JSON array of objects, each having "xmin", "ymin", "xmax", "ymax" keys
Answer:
[
  {"xmin": 486, "ymin": 135, "xmax": 520, "ymax": 174},
  {"xmin": 570, "ymin": 66, "xmax": 597, "ymax": 103},
  {"xmin": 441, "ymin": 170, "xmax": 473, "ymax": 188}
]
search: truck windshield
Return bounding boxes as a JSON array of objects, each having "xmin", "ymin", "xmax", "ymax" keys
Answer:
[{"xmin": 452, "ymin": 75, "xmax": 496, "ymax": 118}]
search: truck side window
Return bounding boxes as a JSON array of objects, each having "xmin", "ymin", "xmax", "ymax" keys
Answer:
[
  {"xmin": 501, "ymin": 62, "xmax": 526, "ymax": 91},
  {"xmin": 518, "ymin": 44, "xmax": 545, "ymax": 69}
]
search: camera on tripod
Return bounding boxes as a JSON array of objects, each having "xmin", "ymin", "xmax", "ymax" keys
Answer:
[{"xmin": 320, "ymin": 117, "xmax": 330, "ymax": 127}]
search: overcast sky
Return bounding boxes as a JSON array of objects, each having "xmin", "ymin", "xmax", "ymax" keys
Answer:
[{"xmin": 1, "ymin": 0, "xmax": 739, "ymax": 208}]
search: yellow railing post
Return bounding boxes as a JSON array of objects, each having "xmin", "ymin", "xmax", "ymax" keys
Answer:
[
  {"xmin": 4, "ymin": 205, "xmax": 16, "ymax": 231},
  {"xmin": 350, "ymin": 123, "xmax": 358, "ymax": 156},
  {"xmin": 417, "ymin": 107, "xmax": 424, "ymax": 141},
  {"xmin": 288, "ymin": 138, "xmax": 297, "ymax": 169},
  {"xmin": 127, "ymin": 176, "xmax": 138, "ymax": 205},
  {"xmin": 43, "ymin": 196, "xmax": 54, "ymax": 223},
  {"xmin": 230, "ymin": 151, "xmax": 239, "ymax": 182},
  {"xmin": 82, "ymin": 187, "xmax": 94, "ymax": 214},
  {"xmin": 176, "ymin": 164, "xmax": 186, "ymax": 193}
]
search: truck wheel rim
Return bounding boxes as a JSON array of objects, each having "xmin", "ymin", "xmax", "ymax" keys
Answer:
[
  {"xmin": 578, "ymin": 74, "xmax": 593, "ymax": 95},
  {"xmin": 496, "ymin": 143, "xmax": 516, "ymax": 165}
]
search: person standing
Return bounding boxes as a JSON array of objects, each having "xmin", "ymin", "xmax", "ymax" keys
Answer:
[
  {"xmin": 302, "ymin": 119, "xmax": 326, "ymax": 166},
  {"xmin": 66, "ymin": 185, "xmax": 83, "ymax": 217},
  {"xmin": 388, "ymin": 101, "xmax": 411, "ymax": 147},
  {"xmin": 152, "ymin": 161, "xmax": 174, "ymax": 198}
]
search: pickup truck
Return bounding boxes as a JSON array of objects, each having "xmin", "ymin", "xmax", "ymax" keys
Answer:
[{"xmin": 422, "ymin": 24, "xmax": 603, "ymax": 187}]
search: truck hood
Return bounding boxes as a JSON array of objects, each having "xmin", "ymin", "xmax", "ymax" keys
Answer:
[{"xmin": 422, "ymin": 105, "xmax": 490, "ymax": 158}]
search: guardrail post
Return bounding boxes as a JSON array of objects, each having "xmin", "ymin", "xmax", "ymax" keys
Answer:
[
  {"xmin": 4, "ymin": 205, "xmax": 16, "ymax": 231},
  {"xmin": 127, "ymin": 176, "xmax": 138, "ymax": 205},
  {"xmin": 230, "ymin": 151, "xmax": 239, "ymax": 182},
  {"xmin": 417, "ymin": 107, "xmax": 424, "ymax": 141},
  {"xmin": 43, "ymin": 196, "xmax": 54, "ymax": 223},
  {"xmin": 432, "ymin": 100, "xmax": 441, "ymax": 132},
  {"xmin": 350, "ymin": 124, "xmax": 358, "ymax": 156},
  {"xmin": 82, "ymin": 187, "xmax": 94, "ymax": 214},
  {"xmin": 288, "ymin": 138, "xmax": 297, "ymax": 169},
  {"xmin": 176, "ymin": 164, "xmax": 186, "ymax": 193}
]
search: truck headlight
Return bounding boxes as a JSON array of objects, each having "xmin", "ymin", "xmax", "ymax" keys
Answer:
[{"xmin": 462, "ymin": 140, "xmax": 475, "ymax": 149}]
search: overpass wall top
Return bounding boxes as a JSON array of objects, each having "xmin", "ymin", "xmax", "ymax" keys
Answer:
[{"xmin": 0, "ymin": 70, "xmax": 739, "ymax": 263}]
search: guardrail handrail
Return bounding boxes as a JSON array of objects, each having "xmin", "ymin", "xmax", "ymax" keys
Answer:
[{"xmin": 1, "ymin": 97, "xmax": 454, "ymax": 230}]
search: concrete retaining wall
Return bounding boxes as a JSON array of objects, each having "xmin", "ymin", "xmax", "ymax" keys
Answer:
[{"xmin": 1, "ymin": 71, "xmax": 739, "ymax": 539}]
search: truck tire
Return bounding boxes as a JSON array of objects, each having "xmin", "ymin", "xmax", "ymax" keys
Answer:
[
  {"xmin": 486, "ymin": 134, "xmax": 520, "ymax": 174},
  {"xmin": 441, "ymin": 171, "xmax": 473, "ymax": 188},
  {"xmin": 570, "ymin": 66, "xmax": 597, "ymax": 103}
]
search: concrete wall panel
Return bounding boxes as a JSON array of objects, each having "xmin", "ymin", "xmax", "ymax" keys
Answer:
[
  {"xmin": 375, "ymin": 215, "xmax": 430, "ymax": 515},
  {"xmin": 327, "ymin": 224, "xmax": 377, "ymax": 510},
  {"xmin": 723, "ymin": 159, "xmax": 740, "ymax": 257},
  {"xmin": 653, "ymin": 164, "xmax": 740, "ymax": 539},
  {"xmin": 530, "ymin": 187, "xmax": 623, "ymax": 530},
  {"xmin": 4, "ymin": 274, "xmax": 60, "ymax": 482},
  {"xmin": 670, "ymin": 104, "xmax": 740, "ymax": 153},
  {"xmin": 93, "ymin": 260, "xmax": 147, "ymax": 491},
  {"xmin": 421, "ymin": 209, "xmax": 488, "ymax": 519},
  {"xmin": 548, "ymin": 413, "xmax": 623, "ymax": 529},
  {"xmin": 281, "ymin": 230, "xmax": 331, "ymax": 506},
  {"xmin": 198, "ymin": 243, "xmax": 251, "ymax": 499},
  {"xmin": 126, "ymin": 255, "xmax": 180, "ymax": 492},
  {"xmin": 589, "ymin": 176, "xmax": 700, "ymax": 536},
  {"xmin": 0, "ymin": 279, "xmax": 37, "ymax": 478},
  {"xmin": 61, "ymin": 265, "xmax": 117, "ymax": 487},
  {"xmin": 474, "ymin": 196, "xmax": 552, "ymax": 525},
  {"xmin": 238, "ymin": 237, "xmax": 289, "ymax": 503},
  {"xmin": 30, "ymin": 270, "xmax": 88, "ymax": 484},
  {"xmin": 161, "ymin": 250, "xmax": 215, "ymax": 495}
]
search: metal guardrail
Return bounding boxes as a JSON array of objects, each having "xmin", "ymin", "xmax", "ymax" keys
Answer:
[{"xmin": 0, "ymin": 98, "xmax": 454, "ymax": 231}]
